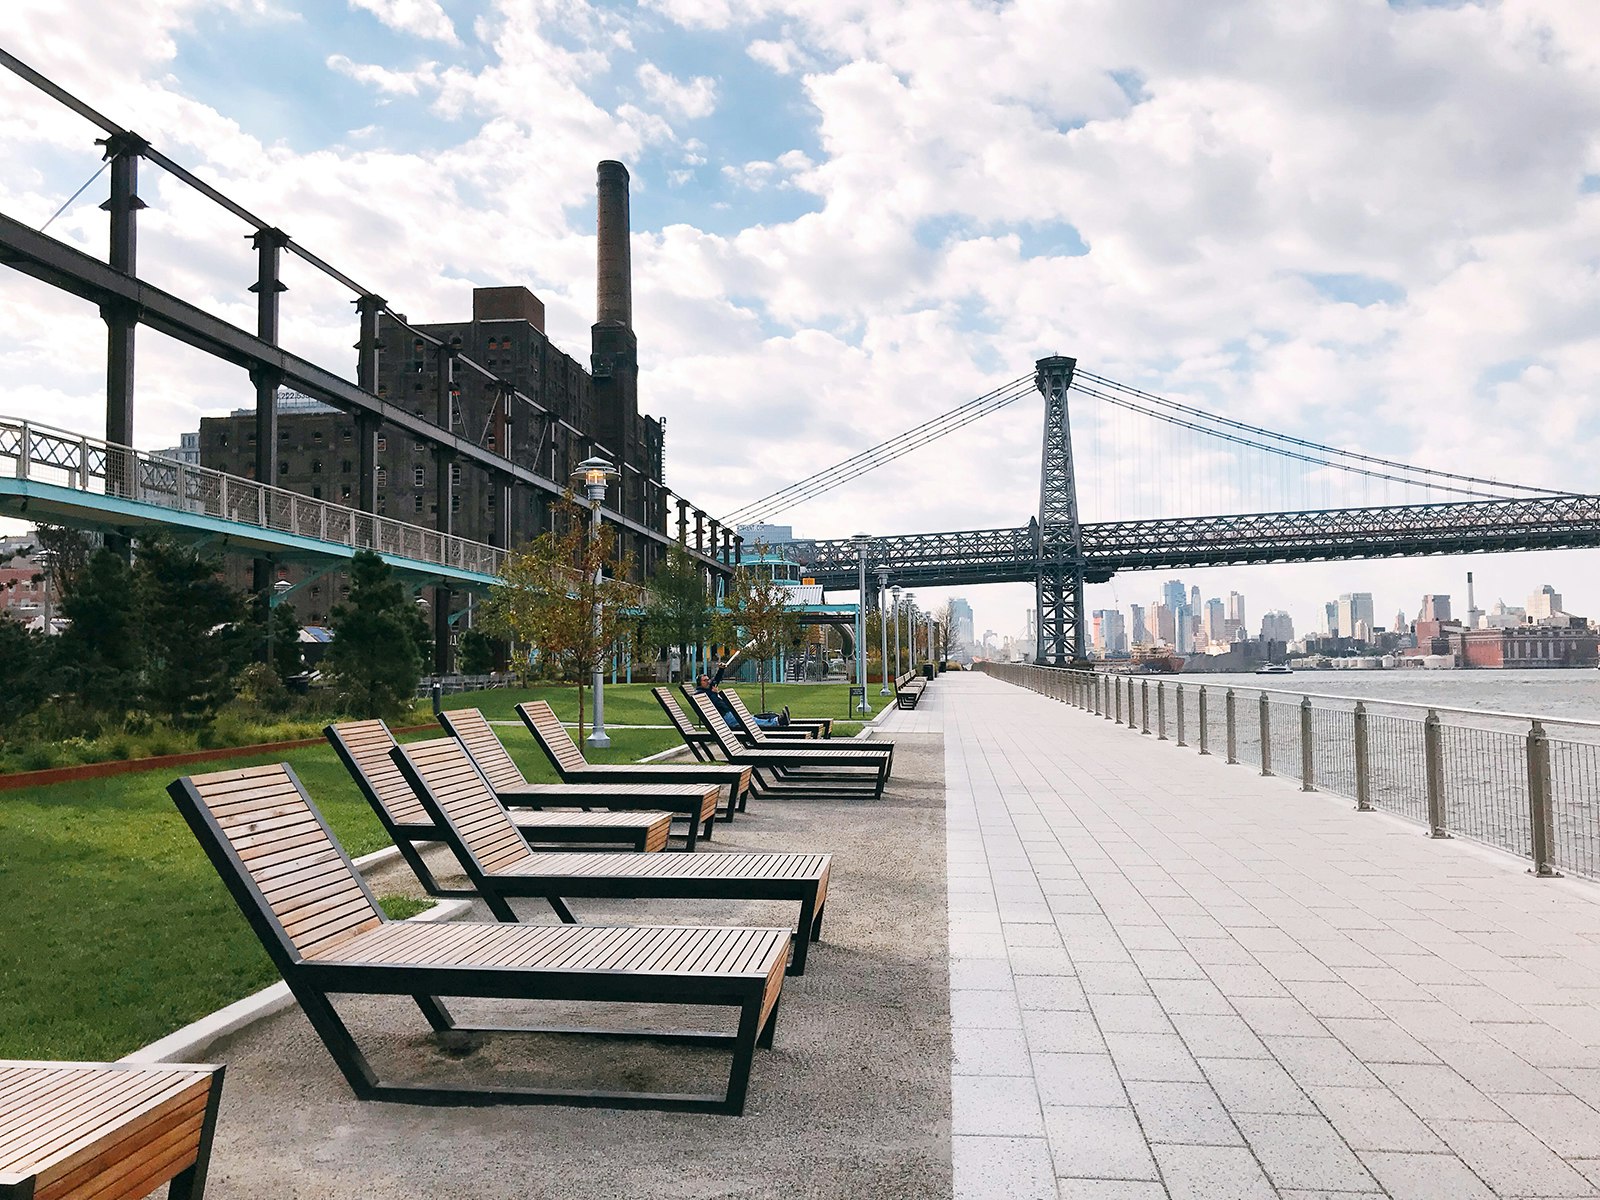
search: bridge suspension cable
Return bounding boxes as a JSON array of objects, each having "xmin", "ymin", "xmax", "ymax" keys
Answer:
[
  {"xmin": 1073, "ymin": 370, "xmax": 1568, "ymax": 500},
  {"xmin": 720, "ymin": 373, "xmax": 1034, "ymax": 525}
]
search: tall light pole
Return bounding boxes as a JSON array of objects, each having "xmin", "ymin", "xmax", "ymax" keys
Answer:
[
  {"xmin": 876, "ymin": 567, "xmax": 891, "ymax": 695},
  {"xmin": 850, "ymin": 532, "xmax": 871, "ymax": 714},
  {"xmin": 573, "ymin": 454, "xmax": 619, "ymax": 748},
  {"xmin": 903, "ymin": 592, "xmax": 916, "ymax": 673},
  {"xmin": 890, "ymin": 584, "xmax": 903, "ymax": 680}
]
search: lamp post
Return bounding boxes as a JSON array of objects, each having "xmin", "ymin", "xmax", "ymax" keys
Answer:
[
  {"xmin": 572, "ymin": 454, "xmax": 619, "ymax": 748},
  {"xmin": 876, "ymin": 567, "xmax": 891, "ymax": 695},
  {"xmin": 850, "ymin": 532, "xmax": 871, "ymax": 714},
  {"xmin": 890, "ymin": 584, "xmax": 903, "ymax": 680},
  {"xmin": 903, "ymin": 592, "xmax": 916, "ymax": 674}
]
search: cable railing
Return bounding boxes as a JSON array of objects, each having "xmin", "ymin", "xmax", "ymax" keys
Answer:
[
  {"xmin": 0, "ymin": 416, "xmax": 504, "ymax": 577},
  {"xmin": 981, "ymin": 662, "xmax": 1598, "ymax": 882}
]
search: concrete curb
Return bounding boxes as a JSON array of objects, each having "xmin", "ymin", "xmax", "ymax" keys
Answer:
[{"xmin": 120, "ymin": 860, "xmax": 472, "ymax": 1065}]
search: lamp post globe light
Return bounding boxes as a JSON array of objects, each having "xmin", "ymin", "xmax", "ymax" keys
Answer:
[
  {"xmin": 876, "ymin": 567, "xmax": 892, "ymax": 695},
  {"xmin": 572, "ymin": 454, "xmax": 619, "ymax": 748},
  {"xmin": 849, "ymin": 532, "xmax": 872, "ymax": 714},
  {"xmin": 903, "ymin": 592, "xmax": 915, "ymax": 674},
  {"xmin": 890, "ymin": 584, "xmax": 903, "ymax": 680}
]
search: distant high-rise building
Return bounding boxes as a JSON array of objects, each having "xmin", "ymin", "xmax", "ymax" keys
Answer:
[
  {"xmin": 1189, "ymin": 585, "xmax": 1201, "ymax": 613},
  {"xmin": 1324, "ymin": 601, "xmax": 1339, "ymax": 636},
  {"xmin": 1337, "ymin": 593, "xmax": 1374, "ymax": 641},
  {"xmin": 1163, "ymin": 580, "xmax": 1186, "ymax": 613},
  {"xmin": 1205, "ymin": 598, "xmax": 1226, "ymax": 642},
  {"xmin": 1260, "ymin": 611, "xmax": 1294, "ymax": 642},
  {"xmin": 738, "ymin": 523, "xmax": 793, "ymax": 546},
  {"xmin": 1528, "ymin": 585, "xmax": 1562, "ymax": 621},
  {"xmin": 1419, "ymin": 594, "xmax": 1451, "ymax": 623},
  {"xmin": 1093, "ymin": 609, "xmax": 1127, "ymax": 655},
  {"xmin": 949, "ymin": 598, "xmax": 974, "ymax": 653},
  {"xmin": 1393, "ymin": 610, "xmax": 1408, "ymax": 634},
  {"xmin": 1354, "ymin": 618, "xmax": 1372, "ymax": 644},
  {"xmin": 1154, "ymin": 602, "xmax": 1176, "ymax": 644},
  {"xmin": 1129, "ymin": 604, "xmax": 1149, "ymax": 646},
  {"xmin": 1227, "ymin": 591, "xmax": 1246, "ymax": 631}
]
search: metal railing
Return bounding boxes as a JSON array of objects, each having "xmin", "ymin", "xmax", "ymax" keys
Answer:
[
  {"xmin": 982, "ymin": 662, "xmax": 1598, "ymax": 882},
  {"xmin": 0, "ymin": 417, "xmax": 504, "ymax": 577}
]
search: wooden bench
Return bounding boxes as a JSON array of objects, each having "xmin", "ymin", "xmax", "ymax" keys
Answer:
[
  {"xmin": 894, "ymin": 671, "xmax": 926, "ymax": 710},
  {"xmin": 167, "ymin": 763, "xmax": 789, "ymax": 1113},
  {"xmin": 394, "ymin": 737, "xmax": 833, "ymax": 975},
  {"xmin": 325, "ymin": 721, "xmax": 674, "ymax": 897},
  {"xmin": 682, "ymin": 691, "xmax": 891, "ymax": 800},
  {"xmin": 508, "ymin": 703, "xmax": 753, "ymax": 825},
  {"xmin": 0, "ymin": 1060, "xmax": 224, "ymax": 1200},
  {"xmin": 725, "ymin": 691, "xmax": 894, "ymax": 776}
]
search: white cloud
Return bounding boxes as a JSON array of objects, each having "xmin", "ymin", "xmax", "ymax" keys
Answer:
[
  {"xmin": 637, "ymin": 62, "xmax": 718, "ymax": 120},
  {"xmin": 348, "ymin": 0, "xmax": 459, "ymax": 44},
  {"xmin": 326, "ymin": 54, "xmax": 435, "ymax": 96}
]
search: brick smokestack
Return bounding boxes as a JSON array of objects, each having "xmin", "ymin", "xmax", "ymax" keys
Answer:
[{"xmin": 596, "ymin": 160, "xmax": 632, "ymax": 328}]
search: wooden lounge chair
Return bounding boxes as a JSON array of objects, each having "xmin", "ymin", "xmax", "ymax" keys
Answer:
[
  {"xmin": 326, "ymin": 721, "xmax": 674, "ymax": 897},
  {"xmin": 725, "ymin": 690, "xmax": 895, "ymax": 772},
  {"xmin": 509, "ymin": 702, "xmax": 754, "ymax": 822},
  {"xmin": 681, "ymin": 690, "xmax": 891, "ymax": 799},
  {"xmin": 392, "ymin": 737, "xmax": 833, "ymax": 976},
  {"xmin": 167, "ymin": 763, "xmax": 789, "ymax": 1113},
  {"xmin": 0, "ymin": 1060, "xmax": 224, "ymax": 1200}
]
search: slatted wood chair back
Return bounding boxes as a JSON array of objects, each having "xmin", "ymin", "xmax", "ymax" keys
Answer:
[
  {"xmin": 169, "ymin": 764, "xmax": 383, "ymax": 964},
  {"xmin": 722, "ymin": 691, "xmax": 773, "ymax": 744},
  {"xmin": 392, "ymin": 738, "xmax": 535, "ymax": 876},
  {"xmin": 688, "ymin": 691, "xmax": 745, "ymax": 756},
  {"xmin": 438, "ymin": 707, "xmax": 528, "ymax": 793},
  {"xmin": 325, "ymin": 719, "xmax": 430, "ymax": 827},
  {"xmin": 652, "ymin": 686, "xmax": 701, "ymax": 740},
  {"xmin": 516, "ymin": 701, "xmax": 590, "ymax": 774}
]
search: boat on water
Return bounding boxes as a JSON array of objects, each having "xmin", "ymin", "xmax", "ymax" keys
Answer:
[
  {"xmin": 1255, "ymin": 664, "xmax": 1294, "ymax": 675},
  {"xmin": 1130, "ymin": 647, "xmax": 1185, "ymax": 674}
]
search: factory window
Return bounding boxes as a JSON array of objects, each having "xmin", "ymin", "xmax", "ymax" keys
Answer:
[
  {"xmin": 377, "ymin": 495, "xmax": 387, "ymax": 514},
  {"xmin": 450, "ymin": 464, "xmax": 461, "ymax": 486},
  {"xmin": 313, "ymin": 431, "xmax": 324, "ymax": 444},
  {"xmin": 246, "ymin": 433, "xmax": 255, "ymax": 445},
  {"xmin": 312, "ymin": 486, "xmax": 322, "ymax": 500},
  {"xmin": 279, "ymin": 430, "xmax": 289, "ymax": 442},
  {"xmin": 340, "ymin": 428, "xmax": 351, "ymax": 443},
  {"xmin": 341, "ymin": 460, "xmax": 352, "ymax": 474},
  {"xmin": 452, "ymin": 495, "xmax": 461, "ymax": 513},
  {"xmin": 278, "ymin": 462, "xmax": 288, "ymax": 476},
  {"xmin": 218, "ymin": 433, "xmax": 229, "ymax": 448},
  {"xmin": 311, "ymin": 460, "xmax": 323, "ymax": 474},
  {"xmin": 413, "ymin": 443, "xmax": 424, "ymax": 458},
  {"xmin": 413, "ymin": 466, "xmax": 425, "ymax": 487},
  {"xmin": 414, "ymin": 495, "xmax": 423, "ymax": 513},
  {"xmin": 376, "ymin": 436, "xmax": 387, "ymax": 452},
  {"xmin": 376, "ymin": 467, "xmax": 387, "ymax": 487},
  {"xmin": 341, "ymin": 484, "xmax": 352, "ymax": 500},
  {"xmin": 487, "ymin": 492, "xmax": 496, "ymax": 509}
]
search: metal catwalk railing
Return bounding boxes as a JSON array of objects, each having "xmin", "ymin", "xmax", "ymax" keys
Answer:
[
  {"xmin": 0, "ymin": 417, "xmax": 503, "ymax": 576},
  {"xmin": 980, "ymin": 662, "xmax": 1599, "ymax": 882}
]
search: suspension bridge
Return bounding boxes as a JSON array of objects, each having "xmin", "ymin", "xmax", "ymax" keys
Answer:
[{"xmin": 5, "ymin": 48, "xmax": 1600, "ymax": 672}]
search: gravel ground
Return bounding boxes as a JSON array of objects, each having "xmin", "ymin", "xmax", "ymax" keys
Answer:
[{"xmin": 193, "ymin": 730, "xmax": 951, "ymax": 1199}]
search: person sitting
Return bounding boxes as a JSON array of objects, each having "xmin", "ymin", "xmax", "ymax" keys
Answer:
[{"xmin": 697, "ymin": 657, "xmax": 784, "ymax": 730}]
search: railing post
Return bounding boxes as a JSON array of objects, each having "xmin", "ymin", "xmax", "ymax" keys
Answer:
[
  {"xmin": 16, "ymin": 423, "xmax": 28, "ymax": 480},
  {"xmin": 1103, "ymin": 676, "xmax": 1112, "ymax": 721},
  {"xmin": 1140, "ymin": 679, "xmax": 1151, "ymax": 735},
  {"xmin": 1526, "ymin": 720, "xmax": 1561, "ymax": 877},
  {"xmin": 1353, "ymin": 701, "xmax": 1371, "ymax": 810},
  {"xmin": 1175, "ymin": 683, "xmax": 1185, "ymax": 746},
  {"xmin": 1299, "ymin": 696, "xmax": 1314, "ymax": 792},
  {"xmin": 1259, "ymin": 693, "xmax": 1272, "ymax": 776},
  {"xmin": 1424, "ymin": 709, "xmax": 1450, "ymax": 838},
  {"xmin": 1156, "ymin": 681, "xmax": 1167, "ymax": 740},
  {"xmin": 1198, "ymin": 686, "xmax": 1209, "ymax": 755},
  {"xmin": 1225, "ymin": 688, "xmax": 1237, "ymax": 764},
  {"xmin": 1114, "ymin": 676, "xmax": 1123, "ymax": 724}
]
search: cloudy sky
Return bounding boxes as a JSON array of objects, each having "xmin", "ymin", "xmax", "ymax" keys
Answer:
[{"xmin": 3, "ymin": 0, "xmax": 1600, "ymax": 645}]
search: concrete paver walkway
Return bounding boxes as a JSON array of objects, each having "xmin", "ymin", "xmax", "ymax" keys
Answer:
[{"xmin": 918, "ymin": 672, "xmax": 1600, "ymax": 1199}]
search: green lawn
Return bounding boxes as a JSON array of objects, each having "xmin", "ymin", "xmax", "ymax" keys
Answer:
[
  {"xmin": 443, "ymin": 679, "xmax": 883, "ymax": 734},
  {"xmin": 0, "ymin": 725, "xmax": 677, "ymax": 1060}
]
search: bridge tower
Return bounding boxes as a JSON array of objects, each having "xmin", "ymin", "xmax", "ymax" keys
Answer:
[{"xmin": 1034, "ymin": 355, "xmax": 1085, "ymax": 665}]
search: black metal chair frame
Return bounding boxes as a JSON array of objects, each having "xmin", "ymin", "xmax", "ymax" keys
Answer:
[
  {"xmin": 167, "ymin": 766, "xmax": 786, "ymax": 1114},
  {"xmin": 392, "ymin": 743, "xmax": 831, "ymax": 976}
]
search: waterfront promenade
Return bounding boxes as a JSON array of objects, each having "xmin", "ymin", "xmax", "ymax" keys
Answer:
[{"xmin": 893, "ymin": 671, "xmax": 1600, "ymax": 1199}]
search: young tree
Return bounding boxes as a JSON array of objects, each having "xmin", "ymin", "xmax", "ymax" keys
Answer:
[
  {"xmin": 458, "ymin": 626, "xmax": 498, "ymax": 675},
  {"xmin": 134, "ymin": 534, "xmax": 251, "ymax": 725},
  {"xmin": 324, "ymin": 550, "xmax": 423, "ymax": 720},
  {"xmin": 31, "ymin": 524, "xmax": 93, "ymax": 599},
  {"xmin": 0, "ymin": 618, "xmax": 51, "ymax": 731},
  {"xmin": 715, "ymin": 551, "xmax": 801, "ymax": 711},
  {"xmin": 57, "ymin": 548, "xmax": 142, "ymax": 716},
  {"xmin": 643, "ymin": 544, "xmax": 713, "ymax": 680},
  {"xmin": 933, "ymin": 599, "xmax": 963, "ymax": 664},
  {"xmin": 478, "ymin": 496, "xmax": 637, "ymax": 740},
  {"xmin": 270, "ymin": 600, "xmax": 303, "ymax": 682}
]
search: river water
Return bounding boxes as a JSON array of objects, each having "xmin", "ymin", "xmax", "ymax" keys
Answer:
[{"xmin": 1190, "ymin": 669, "xmax": 1600, "ymax": 732}]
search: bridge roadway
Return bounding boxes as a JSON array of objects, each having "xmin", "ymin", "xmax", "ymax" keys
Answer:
[
  {"xmin": 785, "ymin": 494, "xmax": 1600, "ymax": 589},
  {"xmin": 880, "ymin": 672, "xmax": 1600, "ymax": 1199}
]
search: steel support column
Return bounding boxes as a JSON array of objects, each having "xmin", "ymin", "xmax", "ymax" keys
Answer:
[
  {"xmin": 98, "ymin": 132, "xmax": 145, "ymax": 518},
  {"xmin": 353, "ymin": 293, "xmax": 384, "ymax": 517},
  {"xmin": 1033, "ymin": 355, "xmax": 1085, "ymax": 665},
  {"xmin": 249, "ymin": 227, "xmax": 288, "ymax": 596},
  {"xmin": 433, "ymin": 343, "xmax": 457, "ymax": 674}
]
